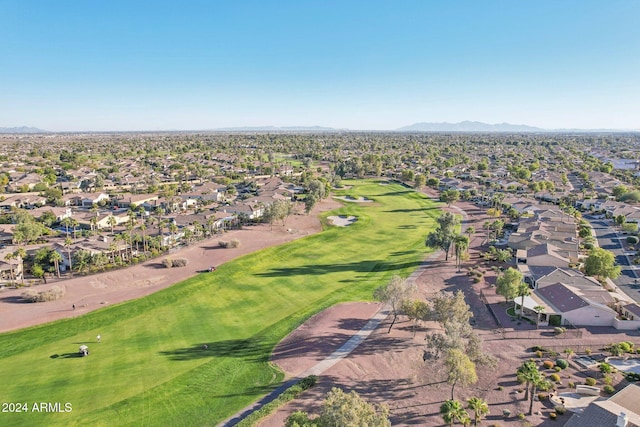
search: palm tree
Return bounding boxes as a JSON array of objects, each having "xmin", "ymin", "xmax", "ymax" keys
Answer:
[
  {"xmin": 454, "ymin": 234, "xmax": 470, "ymax": 272},
  {"xmin": 4, "ymin": 252, "xmax": 15, "ymax": 285},
  {"xmin": 64, "ymin": 236, "xmax": 73, "ymax": 277},
  {"xmin": 140, "ymin": 223, "xmax": 147, "ymax": 254},
  {"xmin": 517, "ymin": 360, "xmax": 542, "ymax": 403},
  {"xmin": 440, "ymin": 399, "xmax": 470, "ymax": 427},
  {"xmin": 467, "ymin": 397, "xmax": 489, "ymax": 426},
  {"xmin": 464, "ymin": 226, "xmax": 475, "ymax": 243},
  {"xmin": 61, "ymin": 217, "xmax": 73, "ymax": 237},
  {"xmin": 169, "ymin": 222, "xmax": 178, "ymax": 246},
  {"xmin": 49, "ymin": 250, "xmax": 63, "ymax": 278},
  {"xmin": 533, "ymin": 305, "xmax": 546, "ymax": 329},
  {"xmin": 14, "ymin": 247, "xmax": 27, "ymax": 285},
  {"xmin": 107, "ymin": 215, "xmax": 117, "ymax": 234},
  {"xmin": 516, "ymin": 282, "xmax": 531, "ymax": 319}
]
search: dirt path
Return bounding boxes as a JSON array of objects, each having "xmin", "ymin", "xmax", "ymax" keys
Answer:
[{"xmin": 0, "ymin": 198, "xmax": 342, "ymax": 333}]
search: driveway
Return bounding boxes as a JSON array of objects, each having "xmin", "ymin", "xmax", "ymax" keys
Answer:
[{"xmin": 587, "ymin": 217, "xmax": 640, "ymax": 303}]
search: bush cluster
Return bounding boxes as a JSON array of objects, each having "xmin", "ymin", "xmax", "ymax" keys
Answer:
[
  {"xmin": 554, "ymin": 405, "xmax": 567, "ymax": 415},
  {"xmin": 162, "ymin": 258, "xmax": 188, "ymax": 268},
  {"xmin": 21, "ymin": 285, "xmax": 65, "ymax": 302},
  {"xmin": 218, "ymin": 239, "xmax": 240, "ymax": 248},
  {"xmin": 603, "ymin": 385, "xmax": 615, "ymax": 395},
  {"xmin": 585, "ymin": 377, "xmax": 597, "ymax": 386},
  {"xmin": 549, "ymin": 373, "xmax": 561, "ymax": 383}
]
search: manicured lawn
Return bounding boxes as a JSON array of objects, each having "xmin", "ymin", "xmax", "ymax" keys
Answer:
[{"xmin": 0, "ymin": 180, "xmax": 441, "ymax": 426}]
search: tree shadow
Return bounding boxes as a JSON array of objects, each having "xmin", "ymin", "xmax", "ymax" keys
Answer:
[
  {"xmin": 50, "ymin": 352, "xmax": 86, "ymax": 359},
  {"xmin": 0, "ymin": 295, "xmax": 29, "ymax": 304},
  {"xmin": 336, "ymin": 318, "xmax": 372, "ymax": 331},
  {"xmin": 255, "ymin": 260, "xmax": 422, "ymax": 278}
]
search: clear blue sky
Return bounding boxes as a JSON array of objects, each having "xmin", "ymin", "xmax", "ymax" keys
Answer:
[{"xmin": 1, "ymin": 0, "xmax": 639, "ymax": 131}]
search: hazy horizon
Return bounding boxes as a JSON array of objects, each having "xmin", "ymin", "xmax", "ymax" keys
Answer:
[{"xmin": 2, "ymin": 1, "xmax": 639, "ymax": 132}]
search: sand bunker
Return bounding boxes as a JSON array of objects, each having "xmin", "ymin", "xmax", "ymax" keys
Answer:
[
  {"xmin": 333, "ymin": 196, "xmax": 372, "ymax": 203},
  {"xmin": 327, "ymin": 215, "xmax": 357, "ymax": 227}
]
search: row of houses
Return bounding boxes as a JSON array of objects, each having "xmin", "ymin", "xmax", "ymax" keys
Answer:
[{"xmin": 494, "ymin": 198, "xmax": 640, "ymax": 330}]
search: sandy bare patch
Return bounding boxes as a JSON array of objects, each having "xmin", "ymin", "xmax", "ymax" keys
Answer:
[
  {"xmin": 333, "ymin": 196, "xmax": 372, "ymax": 203},
  {"xmin": 327, "ymin": 215, "xmax": 357, "ymax": 227}
]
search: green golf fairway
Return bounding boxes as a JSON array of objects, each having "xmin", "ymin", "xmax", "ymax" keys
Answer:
[{"xmin": 0, "ymin": 180, "xmax": 441, "ymax": 426}]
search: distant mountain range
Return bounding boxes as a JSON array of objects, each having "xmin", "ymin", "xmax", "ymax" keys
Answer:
[
  {"xmin": 1, "ymin": 122, "xmax": 637, "ymax": 133},
  {"xmin": 396, "ymin": 121, "xmax": 545, "ymax": 132},
  {"xmin": 0, "ymin": 126, "xmax": 49, "ymax": 134},
  {"xmin": 212, "ymin": 125, "xmax": 342, "ymax": 132},
  {"xmin": 396, "ymin": 121, "xmax": 638, "ymax": 133}
]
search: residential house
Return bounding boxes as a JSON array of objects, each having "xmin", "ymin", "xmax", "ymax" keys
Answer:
[
  {"xmin": 563, "ymin": 384, "xmax": 640, "ymax": 427},
  {"xmin": 518, "ymin": 282, "xmax": 617, "ymax": 327}
]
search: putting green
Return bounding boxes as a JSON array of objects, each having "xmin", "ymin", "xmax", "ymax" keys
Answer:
[{"xmin": 0, "ymin": 180, "xmax": 441, "ymax": 426}]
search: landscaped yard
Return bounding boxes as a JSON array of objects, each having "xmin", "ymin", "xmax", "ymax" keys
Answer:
[{"xmin": 0, "ymin": 180, "xmax": 441, "ymax": 426}]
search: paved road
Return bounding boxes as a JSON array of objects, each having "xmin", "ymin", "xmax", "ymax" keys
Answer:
[{"xmin": 587, "ymin": 217, "xmax": 640, "ymax": 303}]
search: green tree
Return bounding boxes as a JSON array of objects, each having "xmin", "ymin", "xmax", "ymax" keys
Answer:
[
  {"xmin": 445, "ymin": 348, "xmax": 478, "ymax": 400},
  {"xmin": 401, "ymin": 299, "xmax": 430, "ymax": 336},
  {"xmin": 414, "ymin": 174, "xmax": 426, "ymax": 189},
  {"xmin": 467, "ymin": 397, "xmax": 489, "ymax": 426},
  {"xmin": 440, "ymin": 399, "xmax": 469, "ymax": 427},
  {"xmin": 425, "ymin": 212, "xmax": 460, "ymax": 261},
  {"xmin": 373, "ymin": 275, "xmax": 417, "ymax": 333},
  {"xmin": 495, "ymin": 267, "xmax": 522, "ymax": 304},
  {"xmin": 584, "ymin": 247, "xmax": 621, "ymax": 280},
  {"xmin": 440, "ymin": 189, "xmax": 460, "ymax": 207},
  {"xmin": 285, "ymin": 387, "xmax": 391, "ymax": 427}
]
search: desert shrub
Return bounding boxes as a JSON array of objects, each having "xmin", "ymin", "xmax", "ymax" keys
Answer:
[
  {"xmin": 619, "ymin": 341, "xmax": 634, "ymax": 353},
  {"xmin": 162, "ymin": 258, "xmax": 173, "ymax": 268},
  {"xmin": 550, "ymin": 412, "xmax": 557, "ymax": 420},
  {"xmin": 585, "ymin": 377, "xmax": 597, "ymax": 386},
  {"xmin": 549, "ymin": 373, "xmax": 561, "ymax": 383},
  {"xmin": 554, "ymin": 366, "xmax": 562, "ymax": 372},
  {"xmin": 218, "ymin": 241, "xmax": 229, "ymax": 248},
  {"xmin": 299, "ymin": 375, "xmax": 318, "ymax": 389},
  {"xmin": 473, "ymin": 276, "xmax": 481, "ymax": 283},
  {"xmin": 171, "ymin": 258, "xmax": 188, "ymax": 267},
  {"xmin": 600, "ymin": 362, "xmax": 613, "ymax": 374},
  {"xmin": 518, "ymin": 413, "xmax": 526, "ymax": 420},
  {"xmin": 229, "ymin": 238, "xmax": 240, "ymax": 248},
  {"xmin": 568, "ymin": 381, "xmax": 576, "ymax": 389},
  {"xmin": 585, "ymin": 348, "xmax": 592, "ymax": 355},
  {"xmin": 583, "ymin": 242, "xmax": 594, "ymax": 250},
  {"xmin": 21, "ymin": 289, "xmax": 39, "ymax": 302},
  {"xmin": 603, "ymin": 385, "xmax": 615, "ymax": 395},
  {"xmin": 627, "ymin": 236, "xmax": 639, "ymax": 245},
  {"xmin": 532, "ymin": 345, "xmax": 545, "ymax": 352},
  {"xmin": 554, "ymin": 405, "xmax": 567, "ymax": 415},
  {"xmin": 536, "ymin": 350, "xmax": 543, "ymax": 358},
  {"xmin": 543, "ymin": 360, "xmax": 555, "ymax": 369},
  {"xmin": 538, "ymin": 392, "xmax": 548, "ymax": 401},
  {"xmin": 39, "ymin": 286, "xmax": 65, "ymax": 301},
  {"xmin": 553, "ymin": 327, "xmax": 565, "ymax": 335},
  {"xmin": 21, "ymin": 286, "xmax": 65, "ymax": 303},
  {"xmin": 603, "ymin": 375, "xmax": 613, "ymax": 385},
  {"xmin": 556, "ymin": 359, "xmax": 569, "ymax": 369}
]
